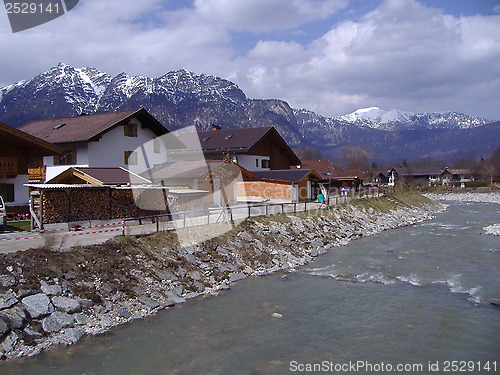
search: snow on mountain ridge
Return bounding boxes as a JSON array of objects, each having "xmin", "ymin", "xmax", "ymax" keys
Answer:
[{"xmin": 336, "ymin": 106, "xmax": 488, "ymax": 130}]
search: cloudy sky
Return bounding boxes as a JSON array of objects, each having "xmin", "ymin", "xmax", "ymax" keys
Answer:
[{"xmin": 1, "ymin": 0, "xmax": 499, "ymax": 120}]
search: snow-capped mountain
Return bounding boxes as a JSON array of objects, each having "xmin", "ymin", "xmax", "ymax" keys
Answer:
[
  {"xmin": 336, "ymin": 106, "xmax": 489, "ymax": 131},
  {"xmin": 0, "ymin": 63, "xmax": 498, "ymax": 164}
]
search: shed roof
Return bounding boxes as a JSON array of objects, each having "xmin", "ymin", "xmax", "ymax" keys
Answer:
[
  {"xmin": 47, "ymin": 167, "xmax": 151, "ymax": 185},
  {"xmin": 18, "ymin": 108, "xmax": 170, "ymax": 144},
  {"xmin": 250, "ymin": 169, "xmax": 321, "ymax": 183}
]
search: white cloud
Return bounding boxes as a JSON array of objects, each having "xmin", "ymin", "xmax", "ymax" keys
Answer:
[
  {"xmin": 235, "ymin": 0, "xmax": 500, "ymax": 119},
  {"xmin": 194, "ymin": 0, "xmax": 348, "ymax": 32}
]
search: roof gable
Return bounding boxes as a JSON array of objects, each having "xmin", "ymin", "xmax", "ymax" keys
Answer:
[
  {"xmin": 47, "ymin": 167, "xmax": 151, "ymax": 185},
  {"xmin": 18, "ymin": 108, "xmax": 170, "ymax": 144},
  {"xmin": 0, "ymin": 122, "xmax": 63, "ymax": 157},
  {"xmin": 173, "ymin": 126, "xmax": 301, "ymax": 166}
]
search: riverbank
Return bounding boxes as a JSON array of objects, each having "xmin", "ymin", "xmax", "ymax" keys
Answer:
[{"xmin": 0, "ymin": 193, "xmax": 443, "ymax": 360}]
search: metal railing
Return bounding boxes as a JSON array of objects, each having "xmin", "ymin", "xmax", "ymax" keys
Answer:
[{"xmin": 120, "ymin": 195, "xmax": 357, "ymax": 236}]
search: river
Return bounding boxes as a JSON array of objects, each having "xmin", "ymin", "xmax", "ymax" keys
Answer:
[{"xmin": 2, "ymin": 200, "xmax": 499, "ymax": 374}]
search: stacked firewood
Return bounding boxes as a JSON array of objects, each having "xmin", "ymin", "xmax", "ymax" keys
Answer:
[
  {"xmin": 110, "ymin": 189, "xmax": 138, "ymax": 218},
  {"xmin": 70, "ymin": 189, "xmax": 109, "ymax": 221}
]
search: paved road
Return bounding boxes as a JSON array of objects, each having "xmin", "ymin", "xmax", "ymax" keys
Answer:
[{"xmin": 0, "ymin": 201, "xmax": 333, "ymax": 253}]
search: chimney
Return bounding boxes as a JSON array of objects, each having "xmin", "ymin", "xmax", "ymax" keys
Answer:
[{"xmin": 212, "ymin": 124, "xmax": 221, "ymax": 131}]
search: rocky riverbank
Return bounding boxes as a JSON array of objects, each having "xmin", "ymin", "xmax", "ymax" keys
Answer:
[
  {"xmin": 0, "ymin": 193, "xmax": 444, "ymax": 360},
  {"xmin": 424, "ymin": 191, "xmax": 500, "ymax": 205}
]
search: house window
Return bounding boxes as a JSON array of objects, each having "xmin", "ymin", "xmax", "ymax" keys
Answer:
[
  {"xmin": 0, "ymin": 184, "xmax": 15, "ymax": 203},
  {"xmin": 256, "ymin": 159, "xmax": 259, "ymax": 167},
  {"xmin": 53, "ymin": 150, "xmax": 76, "ymax": 166},
  {"xmin": 124, "ymin": 123, "xmax": 138, "ymax": 137},
  {"xmin": 125, "ymin": 151, "xmax": 138, "ymax": 165},
  {"xmin": 154, "ymin": 137, "xmax": 161, "ymax": 154},
  {"xmin": 261, "ymin": 159, "xmax": 270, "ymax": 169}
]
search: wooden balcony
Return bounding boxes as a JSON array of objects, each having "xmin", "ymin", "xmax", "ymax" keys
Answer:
[
  {"xmin": 0, "ymin": 157, "xmax": 18, "ymax": 176},
  {"xmin": 28, "ymin": 166, "xmax": 46, "ymax": 181}
]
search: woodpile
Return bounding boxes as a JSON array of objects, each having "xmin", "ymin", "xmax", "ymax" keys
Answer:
[
  {"xmin": 42, "ymin": 191, "xmax": 69, "ymax": 223},
  {"xmin": 110, "ymin": 190, "xmax": 138, "ymax": 218},
  {"xmin": 40, "ymin": 188, "xmax": 147, "ymax": 224}
]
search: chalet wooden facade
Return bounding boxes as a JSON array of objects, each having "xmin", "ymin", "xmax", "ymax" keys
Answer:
[{"xmin": 0, "ymin": 122, "xmax": 62, "ymax": 210}]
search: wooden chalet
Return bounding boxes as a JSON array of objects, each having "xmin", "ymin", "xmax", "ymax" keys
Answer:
[
  {"xmin": 18, "ymin": 108, "xmax": 181, "ymax": 182},
  {"xmin": 0, "ymin": 122, "xmax": 62, "ymax": 213},
  {"xmin": 170, "ymin": 126, "xmax": 301, "ymax": 172},
  {"xmin": 388, "ymin": 166, "xmax": 442, "ymax": 187}
]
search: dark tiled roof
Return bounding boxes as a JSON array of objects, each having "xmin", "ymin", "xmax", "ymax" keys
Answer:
[
  {"xmin": 251, "ymin": 169, "xmax": 320, "ymax": 183},
  {"xmin": 79, "ymin": 167, "xmax": 150, "ymax": 185},
  {"xmin": 394, "ymin": 166, "xmax": 442, "ymax": 176},
  {"xmin": 0, "ymin": 122, "xmax": 63, "ymax": 157},
  {"xmin": 292, "ymin": 160, "xmax": 336, "ymax": 177},
  {"xmin": 329, "ymin": 168, "xmax": 368, "ymax": 178},
  {"xmin": 183, "ymin": 127, "xmax": 273, "ymax": 152},
  {"xmin": 444, "ymin": 168, "xmax": 474, "ymax": 175},
  {"xmin": 18, "ymin": 108, "xmax": 169, "ymax": 144},
  {"xmin": 172, "ymin": 126, "xmax": 301, "ymax": 165},
  {"xmin": 48, "ymin": 167, "xmax": 150, "ymax": 185}
]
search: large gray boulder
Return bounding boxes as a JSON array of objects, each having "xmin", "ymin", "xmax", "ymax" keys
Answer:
[
  {"xmin": 40, "ymin": 281, "xmax": 62, "ymax": 296},
  {"xmin": 22, "ymin": 293, "xmax": 54, "ymax": 319},
  {"xmin": 0, "ymin": 290, "xmax": 18, "ymax": 309},
  {"xmin": 0, "ymin": 317, "xmax": 9, "ymax": 336},
  {"xmin": 42, "ymin": 312, "xmax": 74, "ymax": 333},
  {"xmin": 63, "ymin": 328, "xmax": 84, "ymax": 344},
  {"xmin": 0, "ymin": 305, "xmax": 28, "ymax": 329},
  {"xmin": 51, "ymin": 296, "xmax": 82, "ymax": 314}
]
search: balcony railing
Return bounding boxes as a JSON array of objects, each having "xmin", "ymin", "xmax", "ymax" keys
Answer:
[
  {"xmin": 0, "ymin": 157, "xmax": 18, "ymax": 176},
  {"xmin": 28, "ymin": 166, "xmax": 46, "ymax": 180}
]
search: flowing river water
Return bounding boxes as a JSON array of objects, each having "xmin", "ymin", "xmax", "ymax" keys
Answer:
[{"xmin": 2, "ymin": 199, "xmax": 499, "ymax": 374}]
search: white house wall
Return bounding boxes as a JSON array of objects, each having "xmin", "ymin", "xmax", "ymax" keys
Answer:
[
  {"xmin": 237, "ymin": 155, "xmax": 270, "ymax": 172},
  {"xmin": 90, "ymin": 119, "xmax": 169, "ymax": 175},
  {"xmin": 43, "ymin": 143, "xmax": 90, "ymax": 181},
  {"xmin": 1, "ymin": 175, "xmax": 29, "ymax": 206}
]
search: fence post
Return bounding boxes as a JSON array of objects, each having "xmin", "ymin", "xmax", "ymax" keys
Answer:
[
  {"xmin": 156, "ymin": 216, "xmax": 159, "ymax": 232},
  {"xmin": 266, "ymin": 204, "xmax": 268, "ymax": 215},
  {"xmin": 294, "ymin": 203, "xmax": 296, "ymax": 213},
  {"xmin": 121, "ymin": 220, "xmax": 125, "ymax": 236},
  {"xmin": 248, "ymin": 206, "xmax": 251, "ymax": 218}
]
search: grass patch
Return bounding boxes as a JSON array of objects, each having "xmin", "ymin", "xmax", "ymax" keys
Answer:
[{"xmin": 3, "ymin": 220, "xmax": 31, "ymax": 231}]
